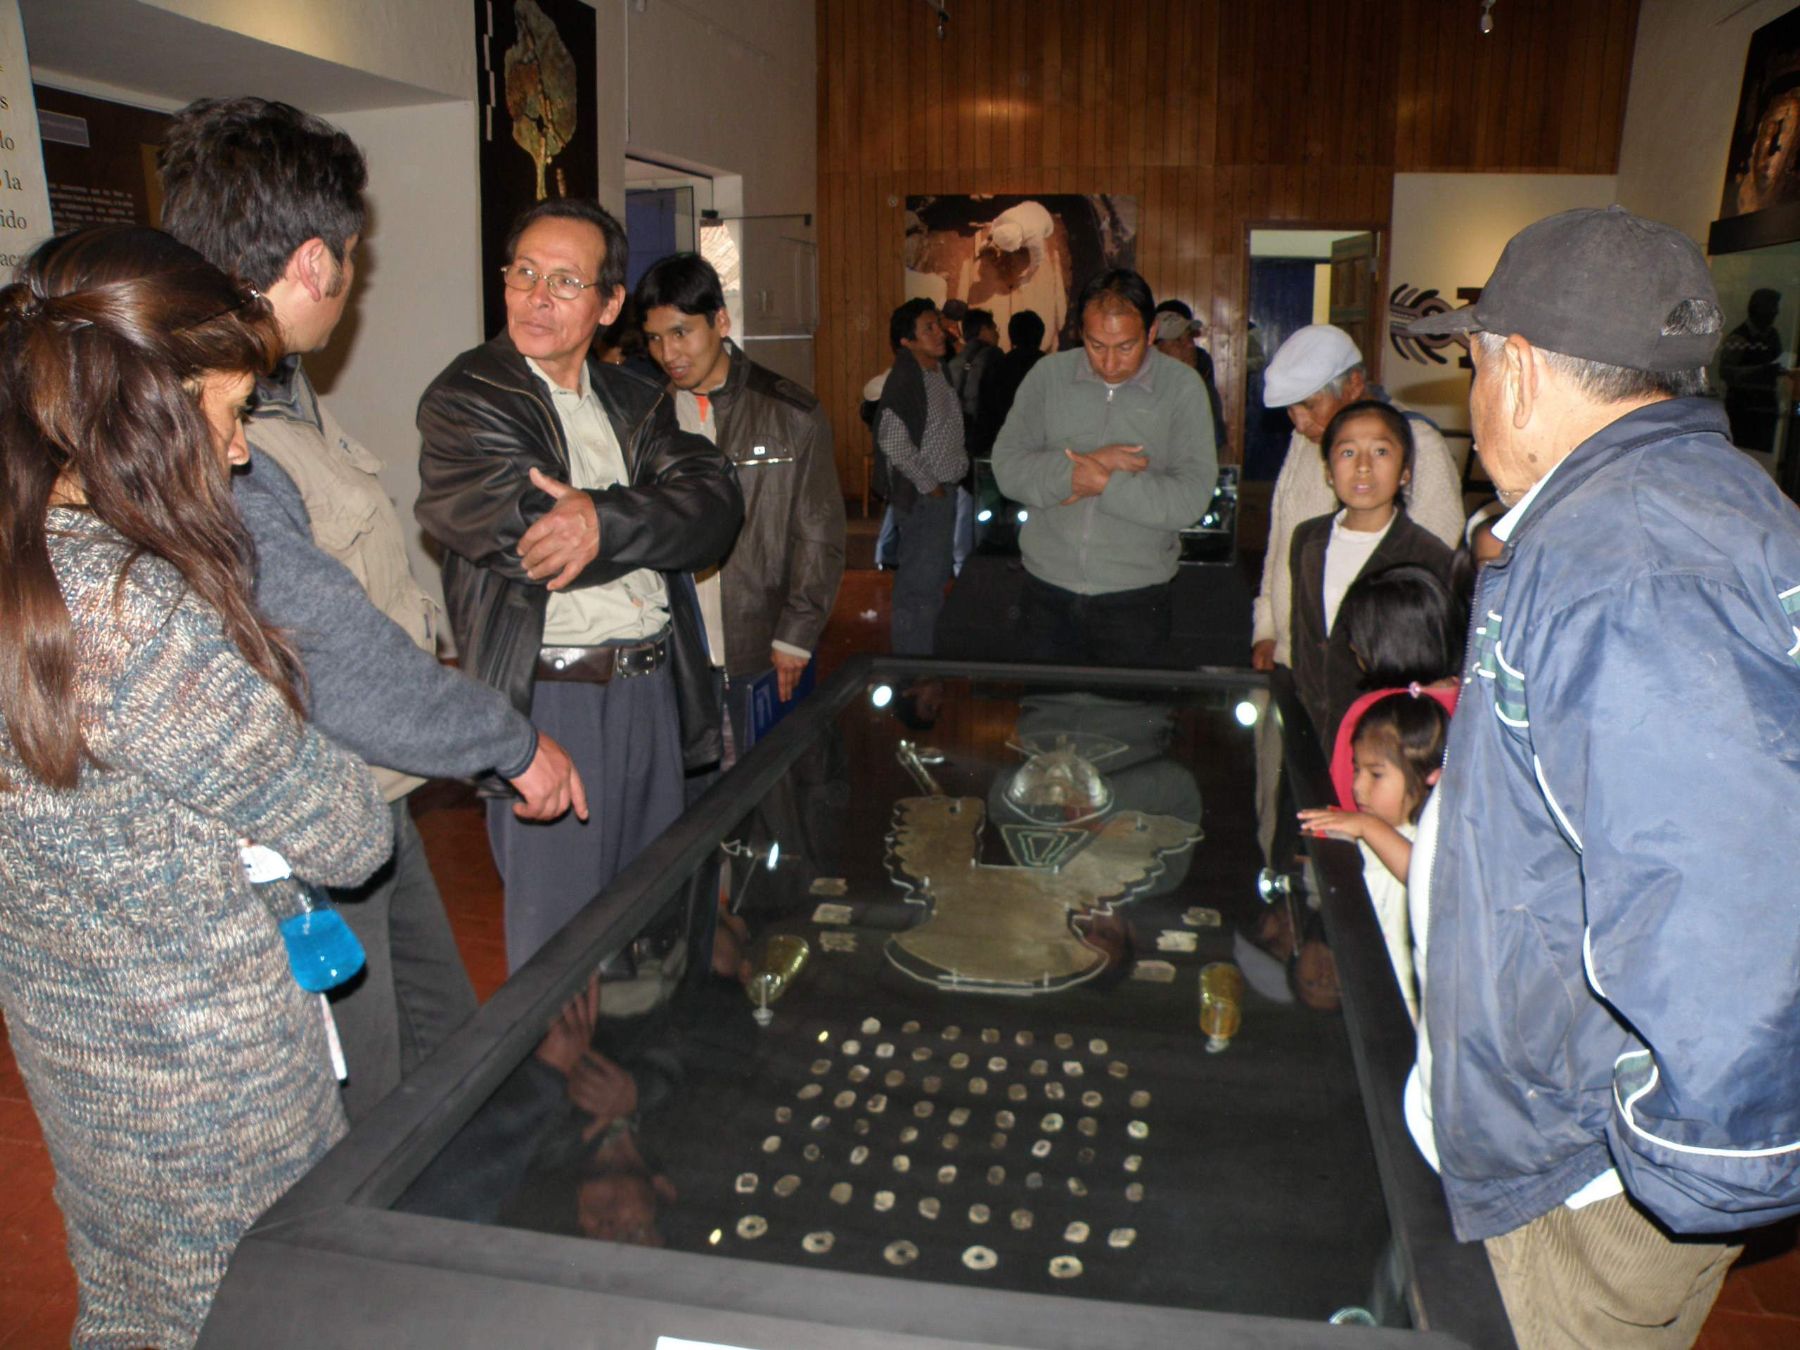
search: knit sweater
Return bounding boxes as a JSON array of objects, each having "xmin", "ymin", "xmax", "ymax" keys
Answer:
[{"xmin": 0, "ymin": 511, "xmax": 391, "ymax": 1347}]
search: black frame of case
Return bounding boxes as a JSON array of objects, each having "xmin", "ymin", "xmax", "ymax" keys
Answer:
[{"xmin": 201, "ymin": 656, "xmax": 1514, "ymax": 1350}]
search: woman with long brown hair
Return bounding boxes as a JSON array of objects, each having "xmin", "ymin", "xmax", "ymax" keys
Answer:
[{"xmin": 0, "ymin": 224, "xmax": 391, "ymax": 1346}]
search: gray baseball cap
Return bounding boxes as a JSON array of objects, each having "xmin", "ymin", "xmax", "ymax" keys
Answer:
[{"xmin": 1404, "ymin": 206, "xmax": 1721, "ymax": 372}]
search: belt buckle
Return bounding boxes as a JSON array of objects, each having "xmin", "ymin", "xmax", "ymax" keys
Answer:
[{"xmin": 615, "ymin": 639, "xmax": 665, "ymax": 679}]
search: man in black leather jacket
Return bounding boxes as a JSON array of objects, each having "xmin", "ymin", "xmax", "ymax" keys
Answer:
[
  {"xmin": 416, "ymin": 199, "xmax": 742, "ymax": 972},
  {"xmin": 635, "ymin": 253, "xmax": 845, "ymax": 752}
]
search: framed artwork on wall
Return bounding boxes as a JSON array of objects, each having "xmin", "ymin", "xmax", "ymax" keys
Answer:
[
  {"xmin": 903, "ymin": 194, "xmax": 1137, "ymax": 352},
  {"xmin": 475, "ymin": 0, "xmax": 599, "ymax": 336},
  {"xmin": 1712, "ymin": 5, "xmax": 1800, "ymax": 255}
]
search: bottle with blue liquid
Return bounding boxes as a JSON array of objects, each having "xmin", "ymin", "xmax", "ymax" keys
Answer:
[{"xmin": 241, "ymin": 843, "xmax": 364, "ymax": 1081}]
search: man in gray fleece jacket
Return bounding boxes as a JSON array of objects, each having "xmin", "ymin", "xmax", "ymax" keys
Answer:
[
  {"xmin": 992, "ymin": 269, "xmax": 1217, "ymax": 666},
  {"xmin": 164, "ymin": 96, "xmax": 585, "ymax": 1122}
]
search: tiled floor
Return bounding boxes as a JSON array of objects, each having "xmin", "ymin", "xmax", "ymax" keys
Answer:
[{"xmin": 1, "ymin": 563, "xmax": 1796, "ymax": 1347}]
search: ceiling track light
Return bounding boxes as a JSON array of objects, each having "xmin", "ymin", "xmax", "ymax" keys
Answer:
[{"xmin": 1479, "ymin": 0, "xmax": 1496, "ymax": 35}]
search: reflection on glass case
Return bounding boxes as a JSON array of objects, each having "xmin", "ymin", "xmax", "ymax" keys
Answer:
[
  {"xmin": 202, "ymin": 660, "xmax": 1510, "ymax": 1350},
  {"xmin": 1710, "ymin": 239, "xmax": 1800, "ymax": 502}
]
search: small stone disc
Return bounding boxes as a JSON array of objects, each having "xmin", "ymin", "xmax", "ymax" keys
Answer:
[
  {"xmin": 1053, "ymin": 1032, "xmax": 1074, "ymax": 1050},
  {"xmin": 902, "ymin": 1020, "xmax": 921, "ymax": 1034},
  {"xmin": 949, "ymin": 1052, "xmax": 970, "ymax": 1070},
  {"xmin": 1044, "ymin": 1082, "xmax": 1065, "ymax": 1101},
  {"xmin": 1129, "ymin": 1089, "xmax": 1151, "ymax": 1109},
  {"xmin": 1089, "ymin": 1038, "xmax": 1109, "ymax": 1055},
  {"xmin": 875, "ymin": 1042, "xmax": 895, "ymax": 1059},
  {"xmin": 884, "ymin": 1239, "xmax": 918, "ymax": 1266},
  {"xmin": 988, "ymin": 1057, "xmax": 1009, "ymax": 1073},
  {"xmin": 969, "ymin": 1077, "xmax": 989, "ymax": 1096},
  {"xmin": 1067, "ymin": 1176, "xmax": 1089, "ymax": 1197},
  {"xmin": 990, "ymin": 1132, "xmax": 1009, "ymax": 1150},
  {"xmin": 811, "ymin": 1059, "xmax": 832, "ymax": 1075},
  {"xmin": 849, "ymin": 1145, "xmax": 870, "ymax": 1165},
  {"xmin": 873, "ymin": 1189, "xmax": 895, "ymax": 1211},
  {"xmin": 996, "ymin": 1110, "xmax": 1016, "ymax": 1129},
  {"xmin": 761, "ymin": 1135, "xmax": 782, "ymax": 1153},
  {"xmin": 1007, "ymin": 1084, "xmax": 1029, "ymax": 1102},
  {"xmin": 899, "ymin": 1126, "xmax": 919, "ymax": 1144},
  {"xmin": 1081, "ymin": 1090, "xmax": 1104, "ymax": 1109},
  {"xmin": 1108, "ymin": 1061, "xmax": 1129, "ymax": 1079},
  {"xmin": 802, "ymin": 1143, "xmax": 822, "ymax": 1162},
  {"xmin": 802, "ymin": 1230, "xmax": 834, "ymax": 1254},
  {"xmin": 911, "ymin": 1046, "xmax": 932, "ymax": 1063},
  {"xmin": 866, "ymin": 1094, "xmax": 888, "ymax": 1114},
  {"xmin": 773, "ymin": 1174, "xmax": 801, "ymax": 1197},
  {"xmin": 797, "ymin": 1083, "xmax": 822, "ymax": 1100},
  {"xmin": 1062, "ymin": 1061, "xmax": 1084, "ymax": 1078},
  {"xmin": 834, "ymin": 1090, "xmax": 856, "ymax": 1110},
  {"xmin": 861, "ymin": 1017, "xmax": 882, "ymax": 1034},
  {"xmin": 884, "ymin": 1069, "xmax": 905, "ymax": 1088},
  {"xmin": 948, "ymin": 1107, "xmax": 971, "ymax": 1127},
  {"xmin": 981, "ymin": 1028, "xmax": 1000, "ymax": 1044},
  {"xmin": 918, "ymin": 1196, "xmax": 940, "ymax": 1219},
  {"xmin": 1064, "ymin": 1220, "xmax": 1090, "ymax": 1243},
  {"xmin": 829, "ymin": 1182, "xmax": 852, "ymax": 1205},
  {"xmin": 1010, "ymin": 1208, "xmax": 1034, "ymax": 1230},
  {"xmin": 1040, "ymin": 1112, "xmax": 1064, "ymax": 1133},
  {"xmin": 1127, "ymin": 1119, "xmax": 1149, "ymax": 1140},
  {"xmin": 892, "ymin": 1154, "xmax": 911, "ymax": 1173},
  {"xmin": 842, "ymin": 1039, "xmax": 862, "ymax": 1056},
  {"xmin": 940, "ymin": 1132, "xmax": 960, "ymax": 1150},
  {"xmin": 1028, "ymin": 1059, "xmax": 1048, "ymax": 1077},
  {"xmin": 941, "ymin": 1024, "xmax": 961, "ymax": 1041},
  {"xmin": 1031, "ymin": 1139, "xmax": 1052, "ymax": 1158},
  {"xmin": 937, "ymin": 1164, "xmax": 957, "ymax": 1185},
  {"xmin": 1078, "ymin": 1116, "xmax": 1099, "ymax": 1137},
  {"xmin": 1124, "ymin": 1154, "xmax": 1143, "ymax": 1173},
  {"xmin": 848, "ymin": 1065, "xmax": 870, "ymax": 1083},
  {"xmin": 1125, "ymin": 1181, "xmax": 1146, "ymax": 1202},
  {"xmin": 968, "ymin": 1202, "xmax": 991, "ymax": 1224},
  {"xmin": 735, "ymin": 1172, "xmax": 759, "ymax": 1193},
  {"xmin": 1049, "ymin": 1255, "xmax": 1083, "ymax": 1280},
  {"xmin": 736, "ymin": 1215, "xmax": 767, "ymax": 1239},
  {"xmin": 987, "ymin": 1165, "xmax": 1006, "ymax": 1185},
  {"xmin": 1025, "ymin": 1171, "xmax": 1044, "ymax": 1189},
  {"xmin": 962, "ymin": 1244, "xmax": 998, "ymax": 1271},
  {"xmin": 1108, "ymin": 1227, "xmax": 1137, "ymax": 1249},
  {"xmin": 1014, "ymin": 1029, "xmax": 1035, "ymax": 1047},
  {"xmin": 914, "ymin": 1100, "xmax": 936, "ymax": 1119}
]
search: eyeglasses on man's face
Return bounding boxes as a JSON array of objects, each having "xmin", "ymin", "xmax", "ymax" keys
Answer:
[{"xmin": 500, "ymin": 263, "xmax": 600, "ymax": 302}]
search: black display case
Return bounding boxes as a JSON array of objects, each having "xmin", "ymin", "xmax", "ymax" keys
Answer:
[{"xmin": 201, "ymin": 658, "xmax": 1512, "ymax": 1349}]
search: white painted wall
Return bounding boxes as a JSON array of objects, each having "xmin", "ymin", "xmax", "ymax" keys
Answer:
[
  {"xmin": 1384, "ymin": 172, "xmax": 1619, "ymax": 436},
  {"xmin": 308, "ymin": 101, "xmax": 484, "ymax": 614},
  {"xmin": 1616, "ymin": 0, "xmax": 1795, "ymax": 248},
  {"xmin": 137, "ymin": 0, "xmax": 471, "ymax": 99}
]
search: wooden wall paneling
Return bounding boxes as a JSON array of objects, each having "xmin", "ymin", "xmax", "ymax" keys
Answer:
[{"xmin": 813, "ymin": 0, "xmax": 1638, "ymax": 484}]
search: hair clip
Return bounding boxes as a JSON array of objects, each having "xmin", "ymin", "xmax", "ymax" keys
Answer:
[{"xmin": 1408, "ymin": 681, "xmax": 1423, "ymax": 698}]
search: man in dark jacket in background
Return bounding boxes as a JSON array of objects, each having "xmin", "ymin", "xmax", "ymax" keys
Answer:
[
  {"xmin": 417, "ymin": 199, "xmax": 742, "ymax": 972},
  {"xmin": 161, "ymin": 96, "xmax": 585, "ymax": 1120},
  {"xmin": 1403, "ymin": 207, "xmax": 1800, "ymax": 1347},
  {"xmin": 635, "ymin": 253, "xmax": 845, "ymax": 752}
]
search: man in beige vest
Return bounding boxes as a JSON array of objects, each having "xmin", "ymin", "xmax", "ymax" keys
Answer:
[{"xmin": 161, "ymin": 97, "xmax": 586, "ymax": 1120}]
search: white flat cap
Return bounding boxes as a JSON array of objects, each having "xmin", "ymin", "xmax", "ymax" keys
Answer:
[{"xmin": 1262, "ymin": 324, "xmax": 1363, "ymax": 407}]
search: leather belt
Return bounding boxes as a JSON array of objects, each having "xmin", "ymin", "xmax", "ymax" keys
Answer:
[{"xmin": 536, "ymin": 637, "xmax": 669, "ymax": 684}]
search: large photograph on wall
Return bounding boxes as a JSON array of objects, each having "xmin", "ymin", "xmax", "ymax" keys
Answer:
[
  {"xmin": 476, "ymin": 0, "xmax": 599, "ymax": 336},
  {"xmin": 1721, "ymin": 7, "xmax": 1800, "ymax": 223},
  {"xmin": 904, "ymin": 194, "xmax": 1137, "ymax": 352}
]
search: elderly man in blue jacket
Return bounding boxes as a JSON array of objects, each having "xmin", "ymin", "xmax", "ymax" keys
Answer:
[{"xmin": 1403, "ymin": 207, "xmax": 1800, "ymax": 1348}]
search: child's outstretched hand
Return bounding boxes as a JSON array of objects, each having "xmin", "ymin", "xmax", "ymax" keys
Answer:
[{"xmin": 1298, "ymin": 807, "xmax": 1374, "ymax": 841}]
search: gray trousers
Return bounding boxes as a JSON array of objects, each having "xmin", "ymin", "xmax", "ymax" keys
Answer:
[
  {"xmin": 488, "ymin": 666, "xmax": 686, "ymax": 973},
  {"xmin": 891, "ymin": 487, "xmax": 958, "ymax": 656},
  {"xmin": 329, "ymin": 801, "xmax": 478, "ymax": 1123}
]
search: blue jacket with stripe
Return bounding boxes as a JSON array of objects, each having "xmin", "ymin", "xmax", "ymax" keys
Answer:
[{"xmin": 1425, "ymin": 396, "xmax": 1800, "ymax": 1241}]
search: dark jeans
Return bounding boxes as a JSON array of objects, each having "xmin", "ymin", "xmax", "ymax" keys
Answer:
[
  {"xmin": 890, "ymin": 486, "xmax": 958, "ymax": 656},
  {"xmin": 1017, "ymin": 572, "xmax": 1174, "ymax": 668},
  {"xmin": 330, "ymin": 802, "xmax": 478, "ymax": 1123}
]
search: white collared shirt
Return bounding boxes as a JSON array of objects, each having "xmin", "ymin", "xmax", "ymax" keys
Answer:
[{"xmin": 529, "ymin": 358, "xmax": 668, "ymax": 645}]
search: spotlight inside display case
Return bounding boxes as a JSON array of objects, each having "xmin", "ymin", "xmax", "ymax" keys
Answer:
[{"xmin": 201, "ymin": 659, "xmax": 1512, "ymax": 1350}]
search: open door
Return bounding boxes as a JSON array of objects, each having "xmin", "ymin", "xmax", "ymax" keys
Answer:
[{"xmin": 1328, "ymin": 232, "xmax": 1380, "ymax": 384}]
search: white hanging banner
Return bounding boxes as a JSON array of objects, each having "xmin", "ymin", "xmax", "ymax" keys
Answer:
[{"xmin": 0, "ymin": 0, "xmax": 52, "ymax": 273}]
